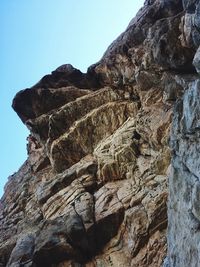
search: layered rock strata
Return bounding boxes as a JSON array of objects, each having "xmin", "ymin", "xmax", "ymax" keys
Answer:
[{"xmin": 1, "ymin": 0, "xmax": 200, "ymax": 266}]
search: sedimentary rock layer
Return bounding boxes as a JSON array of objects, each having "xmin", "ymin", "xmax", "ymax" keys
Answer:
[{"xmin": 1, "ymin": 0, "xmax": 200, "ymax": 266}]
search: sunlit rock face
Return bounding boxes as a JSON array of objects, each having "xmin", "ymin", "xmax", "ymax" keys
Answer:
[{"xmin": 1, "ymin": 0, "xmax": 200, "ymax": 266}]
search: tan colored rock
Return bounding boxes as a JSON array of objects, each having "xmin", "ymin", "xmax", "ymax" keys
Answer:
[
  {"xmin": 50, "ymin": 100, "xmax": 137, "ymax": 172},
  {"xmin": 3, "ymin": 0, "xmax": 200, "ymax": 266}
]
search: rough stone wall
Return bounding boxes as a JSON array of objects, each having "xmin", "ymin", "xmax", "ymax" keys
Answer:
[
  {"xmin": 1, "ymin": 0, "xmax": 200, "ymax": 266},
  {"xmin": 166, "ymin": 0, "xmax": 200, "ymax": 266},
  {"xmin": 167, "ymin": 79, "xmax": 200, "ymax": 267}
]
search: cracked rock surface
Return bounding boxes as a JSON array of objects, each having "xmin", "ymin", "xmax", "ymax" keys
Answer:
[{"xmin": 1, "ymin": 0, "xmax": 200, "ymax": 266}]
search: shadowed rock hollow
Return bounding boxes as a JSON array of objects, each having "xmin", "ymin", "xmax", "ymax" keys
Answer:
[{"xmin": 1, "ymin": 0, "xmax": 200, "ymax": 266}]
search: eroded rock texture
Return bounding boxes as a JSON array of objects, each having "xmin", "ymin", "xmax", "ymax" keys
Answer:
[{"xmin": 1, "ymin": 0, "xmax": 200, "ymax": 266}]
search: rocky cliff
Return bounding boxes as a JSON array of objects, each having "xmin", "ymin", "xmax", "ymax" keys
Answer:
[{"xmin": 1, "ymin": 0, "xmax": 200, "ymax": 266}]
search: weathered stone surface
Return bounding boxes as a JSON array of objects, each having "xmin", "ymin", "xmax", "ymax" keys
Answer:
[
  {"xmin": 13, "ymin": 86, "xmax": 91, "ymax": 123},
  {"xmin": 168, "ymin": 79, "xmax": 200, "ymax": 267},
  {"xmin": 193, "ymin": 46, "xmax": 200, "ymax": 73},
  {"xmin": 3, "ymin": 0, "xmax": 200, "ymax": 266}
]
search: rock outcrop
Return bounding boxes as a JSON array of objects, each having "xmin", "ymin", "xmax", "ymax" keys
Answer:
[{"xmin": 1, "ymin": 0, "xmax": 200, "ymax": 266}]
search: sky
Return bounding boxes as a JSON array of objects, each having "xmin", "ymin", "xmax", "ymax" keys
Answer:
[{"xmin": 0, "ymin": 0, "xmax": 143, "ymax": 198}]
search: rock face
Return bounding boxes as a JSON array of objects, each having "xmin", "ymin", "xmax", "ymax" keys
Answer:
[{"xmin": 1, "ymin": 0, "xmax": 200, "ymax": 266}]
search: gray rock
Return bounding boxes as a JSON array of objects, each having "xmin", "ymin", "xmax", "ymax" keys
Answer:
[{"xmin": 193, "ymin": 46, "xmax": 200, "ymax": 73}]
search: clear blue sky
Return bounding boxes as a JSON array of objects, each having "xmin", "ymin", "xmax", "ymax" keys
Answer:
[{"xmin": 0, "ymin": 0, "xmax": 143, "ymax": 197}]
